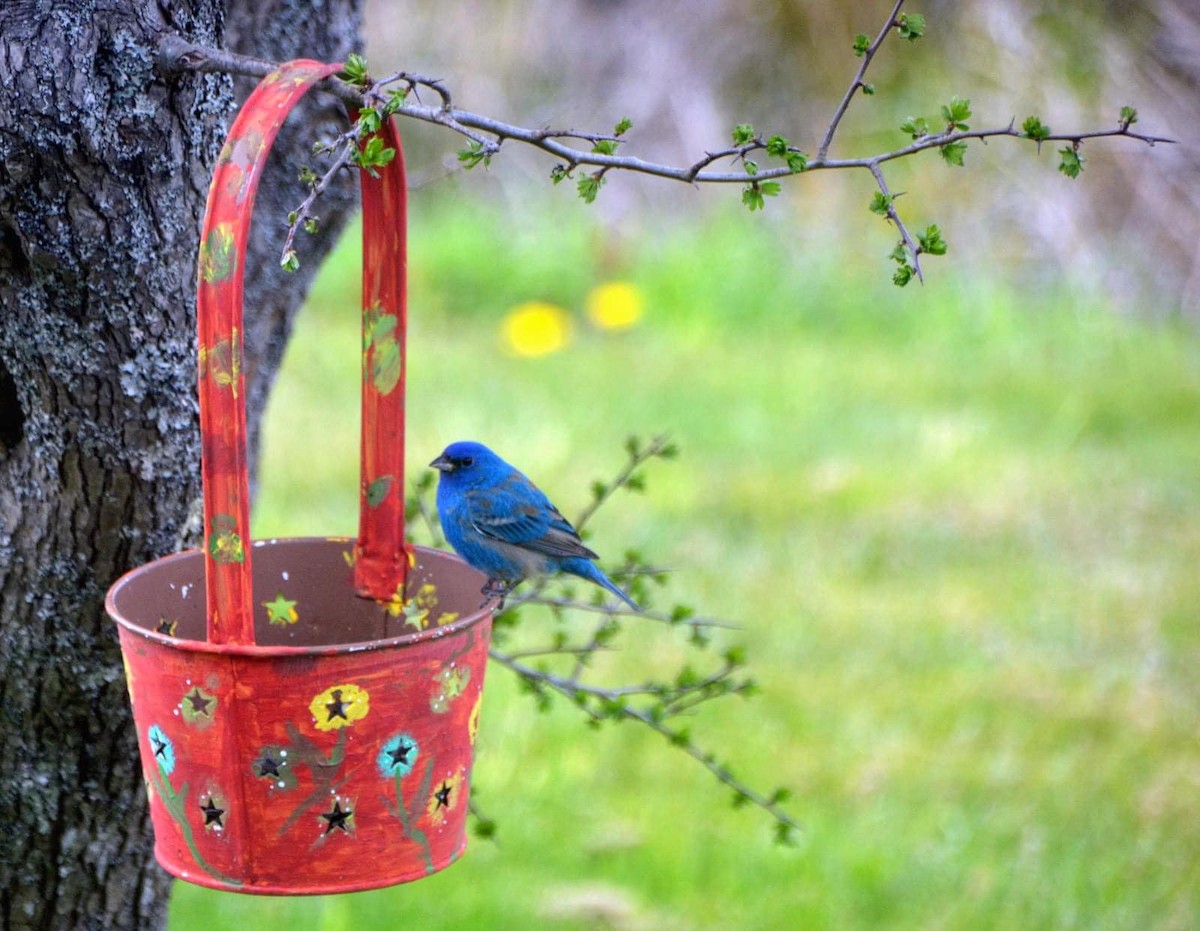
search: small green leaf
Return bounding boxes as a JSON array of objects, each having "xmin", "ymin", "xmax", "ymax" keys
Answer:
[
  {"xmin": 941, "ymin": 95, "xmax": 971, "ymax": 130},
  {"xmin": 577, "ymin": 172, "xmax": 605, "ymax": 204},
  {"xmin": 280, "ymin": 249, "xmax": 299, "ymax": 273},
  {"xmin": 774, "ymin": 821, "xmax": 798, "ymax": 846},
  {"xmin": 592, "ymin": 138, "xmax": 619, "ymax": 156},
  {"xmin": 302, "ymin": 217, "xmax": 319, "ymax": 235},
  {"xmin": 1119, "ymin": 105, "xmax": 1138, "ymax": 129},
  {"xmin": 766, "ymin": 135, "xmax": 789, "ymax": 158},
  {"xmin": 357, "ymin": 108, "xmax": 382, "ymax": 134},
  {"xmin": 353, "ymin": 135, "xmax": 396, "ymax": 175},
  {"xmin": 897, "ymin": 12, "xmax": 926, "ymax": 41},
  {"xmin": 743, "ymin": 160, "xmax": 758, "ymax": 177},
  {"xmin": 741, "ymin": 184, "xmax": 765, "ymax": 212},
  {"xmin": 918, "ymin": 224, "xmax": 947, "ymax": 256},
  {"xmin": 457, "ymin": 141, "xmax": 492, "ymax": 170},
  {"xmin": 550, "ymin": 164, "xmax": 569, "ymax": 185},
  {"xmin": 786, "ymin": 151, "xmax": 808, "ymax": 173},
  {"xmin": 940, "ymin": 140, "xmax": 968, "ymax": 167},
  {"xmin": 900, "ymin": 116, "xmax": 929, "ymax": 139},
  {"xmin": 1058, "ymin": 145, "xmax": 1084, "ymax": 179},
  {"xmin": 1021, "ymin": 115, "xmax": 1051, "ymax": 143},
  {"xmin": 862, "ymin": 83, "xmax": 875, "ymax": 96},
  {"xmin": 869, "ymin": 191, "xmax": 895, "ymax": 216},
  {"xmin": 384, "ymin": 87, "xmax": 408, "ymax": 112},
  {"xmin": 731, "ymin": 123, "xmax": 755, "ymax": 146},
  {"xmin": 889, "ymin": 241, "xmax": 909, "ymax": 264},
  {"xmin": 893, "ymin": 263, "xmax": 915, "ymax": 287},
  {"xmin": 340, "ymin": 53, "xmax": 369, "ymax": 85},
  {"xmin": 852, "ymin": 33, "xmax": 870, "ymax": 56},
  {"xmin": 614, "ymin": 117, "xmax": 633, "ymax": 136}
]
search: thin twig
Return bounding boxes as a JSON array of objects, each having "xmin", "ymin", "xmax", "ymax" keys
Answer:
[
  {"xmin": 817, "ymin": 0, "xmax": 908, "ymax": 161},
  {"xmin": 868, "ymin": 162, "xmax": 924, "ymax": 283},
  {"xmin": 490, "ymin": 650, "xmax": 799, "ymax": 836},
  {"xmin": 501, "ymin": 594, "xmax": 739, "ymax": 630}
]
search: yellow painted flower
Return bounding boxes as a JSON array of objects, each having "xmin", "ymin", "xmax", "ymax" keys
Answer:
[
  {"xmin": 585, "ymin": 281, "xmax": 644, "ymax": 331},
  {"xmin": 426, "ymin": 770, "xmax": 463, "ymax": 825},
  {"xmin": 309, "ymin": 683, "xmax": 370, "ymax": 731},
  {"xmin": 501, "ymin": 301, "xmax": 572, "ymax": 357}
]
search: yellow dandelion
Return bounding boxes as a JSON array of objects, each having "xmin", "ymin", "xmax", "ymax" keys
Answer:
[
  {"xmin": 585, "ymin": 281, "xmax": 644, "ymax": 331},
  {"xmin": 501, "ymin": 301, "xmax": 571, "ymax": 357},
  {"xmin": 309, "ymin": 683, "xmax": 370, "ymax": 731}
]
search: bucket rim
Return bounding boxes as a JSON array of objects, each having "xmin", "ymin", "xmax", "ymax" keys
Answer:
[{"xmin": 105, "ymin": 538, "xmax": 496, "ymax": 658}]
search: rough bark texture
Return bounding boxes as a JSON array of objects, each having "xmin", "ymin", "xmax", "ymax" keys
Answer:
[{"xmin": 0, "ymin": 2, "xmax": 361, "ymax": 929}]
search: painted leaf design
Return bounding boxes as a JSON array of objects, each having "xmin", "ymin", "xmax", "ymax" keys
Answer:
[
  {"xmin": 200, "ymin": 223, "xmax": 236, "ymax": 284},
  {"xmin": 366, "ymin": 475, "xmax": 393, "ymax": 509},
  {"xmin": 363, "ymin": 306, "xmax": 401, "ymax": 395},
  {"xmin": 200, "ymin": 329, "xmax": 241, "ymax": 395},
  {"xmin": 371, "ymin": 337, "xmax": 402, "ymax": 395}
]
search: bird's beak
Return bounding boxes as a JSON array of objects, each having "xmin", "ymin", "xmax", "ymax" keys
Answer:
[{"xmin": 430, "ymin": 454, "xmax": 453, "ymax": 472}]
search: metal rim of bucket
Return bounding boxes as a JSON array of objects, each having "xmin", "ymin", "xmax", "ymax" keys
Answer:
[{"xmin": 107, "ymin": 540, "xmax": 496, "ymax": 658}]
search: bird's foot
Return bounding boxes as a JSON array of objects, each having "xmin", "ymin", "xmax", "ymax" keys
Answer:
[{"xmin": 479, "ymin": 578, "xmax": 513, "ymax": 611}]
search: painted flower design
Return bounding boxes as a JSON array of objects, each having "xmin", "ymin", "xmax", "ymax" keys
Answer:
[
  {"xmin": 430, "ymin": 664, "xmax": 471, "ymax": 714},
  {"xmin": 251, "ymin": 745, "xmax": 297, "ymax": 790},
  {"xmin": 180, "ymin": 685, "xmax": 217, "ymax": 727},
  {"xmin": 309, "ymin": 683, "xmax": 370, "ymax": 731},
  {"xmin": 147, "ymin": 724, "xmax": 176, "ymax": 776},
  {"xmin": 426, "ymin": 770, "xmax": 463, "ymax": 826},
  {"xmin": 208, "ymin": 514, "xmax": 245, "ymax": 564},
  {"xmin": 377, "ymin": 733, "xmax": 419, "ymax": 779}
]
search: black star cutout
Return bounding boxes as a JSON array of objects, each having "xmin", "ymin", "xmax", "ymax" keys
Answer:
[
  {"xmin": 387, "ymin": 741, "xmax": 414, "ymax": 768},
  {"xmin": 324, "ymin": 689, "xmax": 349, "ymax": 723},
  {"xmin": 255, "ymin": 753, "xmax": 281, "ymax": 778},
  {"xmin": 199, "ymin": 797, "xmax": 225, "ymax": 827},
  {"xmin": 151, "ymin": 734, "xmax": 169, "ymax": 760},
  {"xmin": 185, "ymin": 687, "xmax": 214, "ymax": 716},
  {"xmin": 433, "ymin": 781, "xmax": 452, "ymax": 810},
  {"xmin": 321, "ymin": 800, "xmax": 352, "ymax": 835}
]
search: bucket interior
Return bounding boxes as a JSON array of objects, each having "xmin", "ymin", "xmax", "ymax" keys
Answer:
[{"xmin": 107, "ymin": 539, "xmax": 488, "ymax": 649}]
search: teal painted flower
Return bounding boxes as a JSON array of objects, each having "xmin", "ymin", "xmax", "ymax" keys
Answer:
[
  {"xmin": 147, "ymin": 724, "xmax": 176, "ymax": 775},
  {"xmin": 377, "ymin": 733, "xmax": 419, "ymax": 778}
]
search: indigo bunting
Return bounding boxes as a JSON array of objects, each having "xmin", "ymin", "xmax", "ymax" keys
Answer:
[{"xmin": 430, "ymin": 440, "xmax": 638, "ymax": 610}]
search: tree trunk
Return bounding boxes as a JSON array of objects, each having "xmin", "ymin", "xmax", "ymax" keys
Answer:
[{"xmin": 0, "ymin": 2, "xmax": 362, "ymax": 928}]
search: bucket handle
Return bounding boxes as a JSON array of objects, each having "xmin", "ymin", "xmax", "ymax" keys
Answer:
[{"xmin": 197, "ymin": 60, "xmax": 409, "ymax": 645}]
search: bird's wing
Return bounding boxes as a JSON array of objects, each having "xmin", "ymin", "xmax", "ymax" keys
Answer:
[{"xmin": 466, "ymin": 473, "xmax": 599, "ymax": 560}]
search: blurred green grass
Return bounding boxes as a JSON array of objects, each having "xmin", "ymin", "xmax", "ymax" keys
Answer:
[{"xmin": 171, "ymin": 196, "xmax": 1200, "ymax": 930}]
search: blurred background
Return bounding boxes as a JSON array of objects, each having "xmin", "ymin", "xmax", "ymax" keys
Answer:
[{"xmin": 172, "ymin": 1, "xmax": 1199, "ymax": 928}]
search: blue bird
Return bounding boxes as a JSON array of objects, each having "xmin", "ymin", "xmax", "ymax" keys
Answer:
[{"xmin": 430, "ymin": 440, "xmax": 638, "ymax": 611}]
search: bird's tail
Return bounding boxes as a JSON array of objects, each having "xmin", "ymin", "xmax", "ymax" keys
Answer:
[{"xmin": 562, "ymin": 557, "xmax": 639, "ymax": 611}]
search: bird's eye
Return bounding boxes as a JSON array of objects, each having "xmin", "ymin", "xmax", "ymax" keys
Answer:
[{"xmin": 461, "ymin": 456, "xmax": 474, "ymax": 467}]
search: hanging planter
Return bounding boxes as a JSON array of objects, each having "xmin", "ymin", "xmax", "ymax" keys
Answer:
[{"xmin": 106, "ymin": 60, "xmax": 493, "ymax": 895}]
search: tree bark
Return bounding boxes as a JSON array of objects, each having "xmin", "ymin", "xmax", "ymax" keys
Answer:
[{"xmin": 0, "ymin": 2, "xmax": 361, "ymax": 928}]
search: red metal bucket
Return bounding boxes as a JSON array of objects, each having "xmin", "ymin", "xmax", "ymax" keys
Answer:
[{"xmin": 106, "ymin": 61, "xmax": 493, "ymax": 894}]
